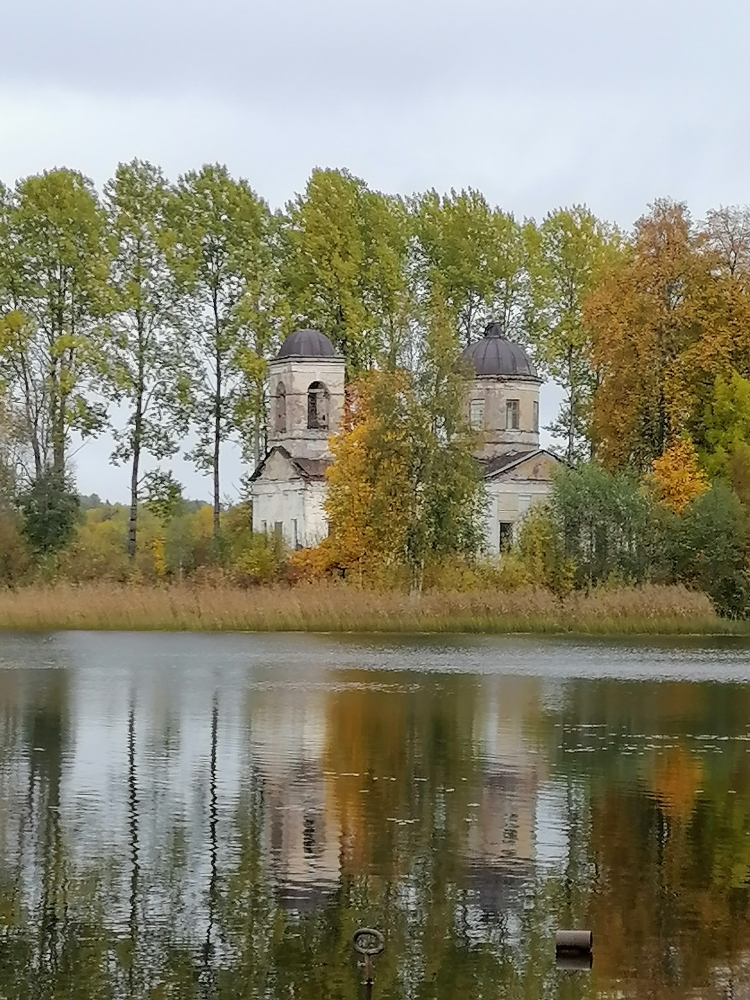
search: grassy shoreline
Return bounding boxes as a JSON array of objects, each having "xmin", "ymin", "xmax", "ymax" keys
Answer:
[{"xmin": 0, "ymin": 581, "xmax": 744, "ymax": 635}]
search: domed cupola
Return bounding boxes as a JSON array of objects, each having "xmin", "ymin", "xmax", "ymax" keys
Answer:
[
  {"xmin": 462, "ymin": 322, "xmax": 542, "ymax": 460},
  {"xmin": 276, "ymin": 328, "xmax": 337, "ymax": 360},
  {"xmin": 462, "ymin": 322, "xmax": 539, "ymax": 379}
]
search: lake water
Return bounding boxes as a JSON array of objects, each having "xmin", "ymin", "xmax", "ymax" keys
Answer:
[{"xmin": 1, "ymin": 632, "xmax": 750, "ymax": 999}]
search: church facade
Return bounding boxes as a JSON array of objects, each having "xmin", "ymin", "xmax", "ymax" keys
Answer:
[{"xmin": 250, "ymin": 324, "xmax": 562, "ymax": 555}]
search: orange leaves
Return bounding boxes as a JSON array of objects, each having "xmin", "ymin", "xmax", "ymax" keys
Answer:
[
  {"xmin": 323, "ymin": 372, "xmax": 413, "ymax": 578},
  {"xmin": 587, "ymin": 200, "xmax": 750, "ymax": 473}
]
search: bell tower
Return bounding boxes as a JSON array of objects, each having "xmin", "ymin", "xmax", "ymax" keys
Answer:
[{"xmin": 267, "ymin": 329, "xmax": 346, "ymax": 461}]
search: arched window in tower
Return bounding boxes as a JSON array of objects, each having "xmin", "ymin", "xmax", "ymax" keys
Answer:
[
  {"xmin": 275, "ymin": 381, "xmax": 287, "ymax": 433},
  {"xmin": 307, "ymin": 381, "xmax": 329, "ymax": 429}
]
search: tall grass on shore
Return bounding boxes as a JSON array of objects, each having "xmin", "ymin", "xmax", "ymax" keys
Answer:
[{"xmin": 0, "ymin": 581, "xmax": 737, "ymax": 634}]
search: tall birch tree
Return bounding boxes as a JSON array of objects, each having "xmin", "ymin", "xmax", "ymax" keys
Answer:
[
  {"xmin": 411, "ymin": 189, "xmax": 536, "ymax": 348},
  {"xmin": 169, "ymin": 165, "xmax": 270, "ymax": 541},
  {"xmin": 532, "ymin": 206, "xmax": 621, "ymax": 464},
  {"xmin": 0, "ymin": 170, "xmax": 112, "ymax": 478},
  {"xmin": 105, "ymin": 160, "xmax": 188, "ymax": 560}
]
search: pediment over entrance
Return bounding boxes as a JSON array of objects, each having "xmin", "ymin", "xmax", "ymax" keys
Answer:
[
  {"xmin": 483, "ymin": 449, "xmax": 563, "ymax": 483},
  {"xmin": 251, "ymin": 446, "xmax": 331, "ymax": 484}
]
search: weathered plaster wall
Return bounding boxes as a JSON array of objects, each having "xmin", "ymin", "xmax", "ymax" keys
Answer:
[
  {"xmin": 251, "ymin": 452, "xmax": 329, "ymax": 548},
  {"xmin": 483, "ymin": 454, "xmax": 560, "ymax": 554},
  {"xmin": 467, "ymin": 375, "xmax": 542, "ymax": 459},
  {"xmin": 267, "ymin": 357, "xmax": 345, "ymax": 460}
]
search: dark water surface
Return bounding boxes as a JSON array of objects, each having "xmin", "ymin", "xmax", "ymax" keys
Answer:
[{"xmin": 2, "ymin": 632, "xmax": 750, "ymax": 998}]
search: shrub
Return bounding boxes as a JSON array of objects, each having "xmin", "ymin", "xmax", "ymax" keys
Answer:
[
  {"xmin": 514, "ymin": 505, "xmax": 575, "ymax": 596},
  {"xmin": 550, "ymin": 462, "xmax": 661, "ymax": 587},
  {"xmin": 0, "ymin": 509, "xmax": 30, "ymax": 583},
  {"xmin": 19, "ymin": 471, "xmax": 80, "ymax": 555},
  {"xmin": 665, "ymin": 480, "xmax": 750, "ymax": 617}
]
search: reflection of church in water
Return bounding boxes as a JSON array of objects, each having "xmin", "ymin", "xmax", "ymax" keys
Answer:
[{"xmin": 250, "ymin": 324, "xmax": 562, "ymax": 553}]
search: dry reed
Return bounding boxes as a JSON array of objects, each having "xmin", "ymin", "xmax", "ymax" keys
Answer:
[{"xmin": 0, "ymin": 581, "xmax": 736, "ymax": 634}]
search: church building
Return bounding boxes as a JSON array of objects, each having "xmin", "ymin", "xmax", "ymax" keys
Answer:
[{"xmin": 250, "ymin": 323, "xmax": 562, "ymax": 554}]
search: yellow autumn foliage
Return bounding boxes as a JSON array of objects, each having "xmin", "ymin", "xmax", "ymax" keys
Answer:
[{"xmin": 650, "ymin": 438, "xmax": 709, "ymax": 513}]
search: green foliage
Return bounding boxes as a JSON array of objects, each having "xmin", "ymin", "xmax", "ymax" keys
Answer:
[
  {"xmin": 169, "ymin": 164, "xmax": 275, "ymax": 538},
  {"xmin": 665, "ymin": 481, "xmax": 750, "ymax": 617},
  {"xmin": 412, "ymin": 188, "xmax": 535, "ymax": 348},
  {"xmin": 545, "ymin": 463, "xmax": 750, "ymax": 616},
  {"xmin": 725, "ymin": 441, "xmax": 750, "ymax": 508},
  {"xmin": 513, "ymin": 504, "xmax": 575, "ymax": 595},
  {"xmin": 19, "ymin": 470, "xmax": 80, "ymax": 556},
  {"xmin": 550, "ymin": 462, "xmax": 659, "ymax": 586},
  {"xmin": 280, "ymin": 168, "xmax": 411, "ymax": 370},
  {"xmin": 531, "ymin": 206, "xmax": 621, "ymax": 463},
  {"xmin": 105, "ymin": 160, "xmax": 189, "ymax": 558},
  {"xmin": 3, "ymin": 169, "xmax": 112, "ymax": 475},
  {"xmin": 0, "ymin": 509, "xmax": 28, "ymax": 583},
  {"xmin": 142, "ymin": 469, "xmax": 184, "ymax": 525},
  {"xmin": 701, "ymin": 372, "xmax": 750, "ymax": 473}
]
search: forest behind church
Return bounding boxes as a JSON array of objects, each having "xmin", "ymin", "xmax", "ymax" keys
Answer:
[{"xmin": 2, "ymin": 161, "xmax": 750, "ymax": 627}]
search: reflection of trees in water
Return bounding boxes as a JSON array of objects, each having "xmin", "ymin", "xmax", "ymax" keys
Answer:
[{"xmin": 2, "ymin": 669, "xmax": 750, "ymax": 996}]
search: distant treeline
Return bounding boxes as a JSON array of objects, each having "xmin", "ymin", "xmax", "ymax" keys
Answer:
[{"xmin": 2, "ymin": 162, "xmax": 750, "ymax": 597}]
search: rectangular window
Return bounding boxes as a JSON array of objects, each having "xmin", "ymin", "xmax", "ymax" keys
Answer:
[
  {"xmin": 274, "ymin": 521, "xmax": 283, "ymax": 539},
  {"xmin": 499, "ymin": 522, "xmax": 514, "ymax": 551},
  {"xmin": 470, "ymin": 399, "xmax": 485, "ymax": 430},
  {"xmin": 506, "ymin": 399, "xmax": 520, "ymax": 430},
  {"xmin": 292, "ymin": 518, "xmax": 299, "ymax": 550},
  {"xmin": 533, "ymin": 400, "xmax": 539, "ymax": 433},
  {"xmin": 261, "ymin": 520, "xmax": 267, "ymax": 535}
]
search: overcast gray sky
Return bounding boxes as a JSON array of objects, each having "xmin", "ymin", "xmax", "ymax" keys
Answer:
[{"xmin": 2, "ymin": 0, "xmax": 749, "ymax": 501}]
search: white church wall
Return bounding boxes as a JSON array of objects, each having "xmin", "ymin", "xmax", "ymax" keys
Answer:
[
  {"xmin": 252, "ymin": 474, "xmax": 329, "ymax": 549},
  {"xmin": 483, "ymin": 478, "xmax": 552, "ymax": 555},
  {"xmin": 252, "ymin": 478, "xmax": 306, "ymax": 549},
  {"xmin": 302, "ymin": 483, "xmax": 329, "ymax": 547}
]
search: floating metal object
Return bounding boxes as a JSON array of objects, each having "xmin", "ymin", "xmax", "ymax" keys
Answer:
[
  {"xmin": 556, "ymin": 929, "xmax": 593, "ymax": 970},
  {"xmin": 353, "ymin": 927, "xmax": 385, "ymax": 988}
]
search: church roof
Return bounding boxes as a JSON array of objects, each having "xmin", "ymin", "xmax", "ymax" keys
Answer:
[
  {"xmin": 250, "ymin": 446, "xmax": 331, "ymax": 482},
  {"xmin": 481, "ymin": 449, "xmax": 564, "ymax": 480},
  {"xmin": 276, "ymin": 328, "xmax": 338, "ymax": 360},
  {"xmin": 462, "ymin": 323, "xmax": 539, "ymax": 379}
]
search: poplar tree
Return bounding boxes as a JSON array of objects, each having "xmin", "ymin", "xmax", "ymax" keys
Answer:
[
  {"xmin": 411, "ymin": 189, "xmax": 536, "ymax": 348},
  {"xmin": 0, "ymin": 169, "xmax": 111, "ymax": 478},
  {"xmin": 280, "ymin": 168, "xmax": 411, "ymax": 371},
  {"xmin": 105, "ymin": 160, "xmax": 188, "ymax": 560},
  {"xmin": 168, "ymin": 165, "xmax": 270, "ymax": 541},
  {"xmin": 532, "ymin": 206, "xmax": 621, "ymax": 464},
  {"xmin": 587, "ymin": 200, "xmax": 717, "ymax": 471}
]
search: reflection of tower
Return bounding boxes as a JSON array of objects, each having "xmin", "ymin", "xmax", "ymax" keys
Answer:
[{"xmin": 249, "ymin": 687, "xmax": 341, "ymax": 908}]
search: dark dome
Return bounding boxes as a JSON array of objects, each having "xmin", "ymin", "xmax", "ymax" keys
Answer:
[
  {"xmin": 276, "ymin": 328, "xmax": 336, "ymax": 360},
  {"xmin": 462, "ymin": 322, "xmax": 538, "ymax": 378}
]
